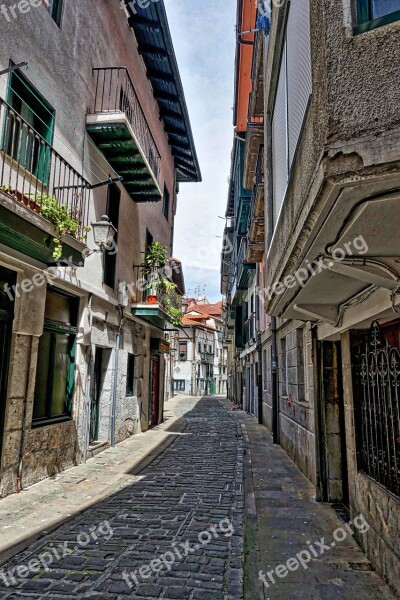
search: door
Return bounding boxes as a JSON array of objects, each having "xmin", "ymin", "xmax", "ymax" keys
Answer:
[
  {"xmin": 90, "ymin": 348, "xmax": 102, "ymax": 443},
  {"xmin": 150, "ymin": 356, "xmax": 160, "ymax": 427},
  {"xmin": 0, "ymin": 267, "xmax": 16, "ymax": 463},
  {"xmin": 0, "ymin": 319, "xmax": 12, "ymax": 462},
  {"xmin": 315, "ymin": 340, "xmax": 349, "ymax": 506}
]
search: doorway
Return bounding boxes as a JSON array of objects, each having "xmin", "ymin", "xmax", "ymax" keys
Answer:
[
  {"xmin": 316, "ymin": 340, "xmax": 349, "ymax": 507},
  {"xmin": 149, "ymin": 355, "xmax": 160, "ymax": 427},
  {"xmin": 90, "ymin": 348, "xmax": 103, "ymax": 443},
  {"xmin": 0, "ymin": 267, "xmax": 16, "ymax": 464}
]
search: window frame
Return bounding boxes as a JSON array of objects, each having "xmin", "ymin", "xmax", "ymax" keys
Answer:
[
  {"xmin": 173, "ymin": 379, "xmax": 185, "ymax": 391},
  {"xmin": 162, "ymin": 185, "xmax": 170, "ymax": 221},
  {"xmin": 354, "ymin": 0, "xmax": 400, "ymax": 33},
  {"xmin": 48, "ymin": 0, "xmax": 64, "ymax": 27},
  {"xmin": 32, "ymin": 288, "xmax": 79, "ymax": 427},
  {"xmin": 103, "ymin": 184, "xmax": 120, "ymax": 290},
  {"xmin": 126, "ymin": 353, "xmax": 136, "ymax": 396}
]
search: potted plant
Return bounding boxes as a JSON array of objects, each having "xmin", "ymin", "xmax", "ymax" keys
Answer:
[{"xmin": 144, "ymin": 241, "xmax": 168, "ymax": 303}]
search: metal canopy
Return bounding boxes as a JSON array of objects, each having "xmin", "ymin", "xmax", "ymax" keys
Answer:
[{"xmin": 125, "ymin": 1, "xmax": 202, "ymax": 184}]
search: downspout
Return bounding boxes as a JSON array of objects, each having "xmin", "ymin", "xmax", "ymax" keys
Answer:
[
  {"xmin": 111, "ymin": 306, "xmax": 124, "ymax": 448},
  {"xmin": 17, "ymin": 335, "xmax": 33, "ymax": 493},
  {"xmin": 256, "ymin": 273, "xmax": 263, "ymax": 425},
  {"xmin": 83, "ymin": 293, "xmax": 93, "ymax": 463},
  {"xmin": 192, "ymin": 326, "xmax": 196, "ymax": 396},
  {"xmin": 266, "ymin": 113, "xmax": 280, "ymax": 444}
]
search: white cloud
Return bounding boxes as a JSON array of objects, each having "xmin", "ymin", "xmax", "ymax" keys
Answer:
[{"xmin": 164, "ymin": 0, "xmax": 236, "ymax": 301}]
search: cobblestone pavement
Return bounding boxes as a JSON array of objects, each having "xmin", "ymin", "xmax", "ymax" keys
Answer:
[{"xmin": 0, "ymin": 398, "xmax": 244, "ymax": 600}]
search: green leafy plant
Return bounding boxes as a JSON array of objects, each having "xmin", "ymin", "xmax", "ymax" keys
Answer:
[
  {"xmin": 144, "ymin": 241, "xmax": 168, "ymax": 269},
  {"xmin": 32, "ymin": 193, "xmax": 82, "ymax": 260},
  {"xmin": 143, "ymin": 242, "xmax": 182, "ymax": 326}
]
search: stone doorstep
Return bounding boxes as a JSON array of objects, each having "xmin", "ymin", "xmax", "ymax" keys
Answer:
[{"xmin": 0, "ymin": 397, "xmax": 189, "ymax": 567}]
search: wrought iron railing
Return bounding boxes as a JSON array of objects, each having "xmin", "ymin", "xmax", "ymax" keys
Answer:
[
  {"xmin": 200, "ymin": 352, "xmax": 214, "ymax": 365},
  {"xmin": 247, "ymin": 92, "xmax": 264, "ymax": 127},
  {"xmin": 352, "ymin": 321, "xmax": 400, "ymax": 497},
  {"xmin": 0, "ymin": 98, "xmax": 90, "ymax": 239},
  {"xmin": 132, "ymin": 264, "xmax": 181, "ymax": 309},
  {"xmin": 248, "ymin": 145, "xmax": 264, "ymax": 233},
  {"xmin": 244, "ymin": 312, "xmax": 257, "ymax": 346},
  {"xmin": 92, "ymin": 67, "xmax": 161, "ymax": 184}
]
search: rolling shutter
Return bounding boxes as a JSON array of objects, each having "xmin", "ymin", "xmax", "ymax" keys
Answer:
[
  {"xmin": 286, "ymin": 0, "xmax": 312, "ymax": 167},
  {"xmin": 272, "ymin": 42, "xmax": 288, "ymax": 228}
]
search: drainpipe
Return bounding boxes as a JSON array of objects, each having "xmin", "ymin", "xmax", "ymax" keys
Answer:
[
  {"xmin": 265, "ymin": 114, "xmax": 280, "ymax": 444},
  {"xmin": 256, "ymin": 272, "xmax": 263, "ymax": 425},
  {"xmin": 17, "ymin": 335, "xmax": 33, "ymax": 493},
  {"xmin": 111, "ymin": 306, "xmax": 124, "ymax": 448}
]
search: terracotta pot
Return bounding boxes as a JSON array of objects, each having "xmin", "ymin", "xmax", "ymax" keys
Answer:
[{"xmin": 147, "ymin": 295, "xmax": 158, "ymax": 304}]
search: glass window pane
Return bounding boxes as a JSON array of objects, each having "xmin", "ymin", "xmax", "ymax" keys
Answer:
[
  {"xmin": 45, "ymin": 291, "xmax": 77, "ymax": 326},
  {"xmin": 371, "ymin": 0, "xmax": 400, "ymax": 17},
  {"xmin": 51, "ymin": 334, "xmax": 71, "ymax": 417},
  {"xmin": 33, "ymin": 332, "xmax": 52, "ymax": 420}
]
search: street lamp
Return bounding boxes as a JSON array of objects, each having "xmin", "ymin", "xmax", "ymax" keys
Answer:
[{"xmin": 91, "ymin": 215, "xmax": 117, "ymax": 251}]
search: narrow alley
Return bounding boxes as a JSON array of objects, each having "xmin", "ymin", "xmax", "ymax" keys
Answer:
[{"xmin": 0, "ymin": 398, "xmax": 396, "ymax": 599}]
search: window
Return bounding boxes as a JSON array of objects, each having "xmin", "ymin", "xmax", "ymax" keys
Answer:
[
  {"xmin": 272, "ymin": 0, "xmax": 312, "ymax": 228},
  {"xmin": 178, "ymin": 341, "xmax": 187, "ymax": 361},
  {"xmin": 126, "ymin": 353, "xmax": 136, "ymax": 396},
  {"xmin": 103, "ymin": 184, "xmax": 120, "ymax": 289},
  {"xmin": 174, "ymin": 380, "xmax": 185, "ymax": 391},
  {"xmin": 198, "ymin": 342, "xmax": 202, "ymax": 353},
  {"xmin": 33, "ymin": 289, "xmax": 78, "ymax": 425},
  {"xmin": 162, "ymin": 185, "xmax": 170, "ymax": 220},
  {"xmin": 355, "ymin": 0, "xmax": 400, "ymax": 32},
  {"xmin": 46, "ymin": 0, "xmax": 63, "ymax": 26},
  {"xmin": 4, "ymin": 68, "xmax": 55, "ymax": 181}
]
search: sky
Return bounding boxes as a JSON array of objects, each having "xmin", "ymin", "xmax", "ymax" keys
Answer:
[{"xmin": 164, "ymin": 0, "xmax": 237, "ymax": 302}]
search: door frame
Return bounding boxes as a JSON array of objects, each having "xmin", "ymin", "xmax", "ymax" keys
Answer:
[
  {"xmin": 314, "ymin": 339, "xmax": 349, "ymax": 506},
  {"xmin": 149, "ymin": 354, "xmax": 160, "ymax": 427}
]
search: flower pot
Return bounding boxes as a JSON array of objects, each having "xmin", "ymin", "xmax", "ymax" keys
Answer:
[{"xmin": 147, "ymin": 295, "xmax": 158, "ymax": 304}]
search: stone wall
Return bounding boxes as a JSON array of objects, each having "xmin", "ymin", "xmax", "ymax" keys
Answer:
[{"xmin": 261, "ymin": 321, "xmax": 316, "ymax": 485}]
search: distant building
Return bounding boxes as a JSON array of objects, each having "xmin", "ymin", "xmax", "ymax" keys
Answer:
[{"xmin": 174, "ymin": 301, "xmax": 227, "ymax": 396}]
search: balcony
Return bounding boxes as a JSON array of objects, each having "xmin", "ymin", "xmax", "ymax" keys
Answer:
[
  {"xmin": 200, "ymin": 352, "xmax": 214, "ymax": 364},
  {"xmin": 130, "ymin": 264, "xmax": 182, "ymax": 330},
  {"xmin": 247, "ymin": 146, "xmax": 265, "ymax": 263},
  {"xmin": 87, "ymin": 67, "xmax": 162, "ymax": 203},
  {"xmin": 0, "ymin": 98, "xmax": 90, "ymax": 266},
  {"xmin": 243, "ymin": 93, "xmax": 264, "ymax": 189},
  {"xmin": 244, "ymin": 312, "xmax": 257, "ymax": 346},
  {"xmin": 237, "ymin": 238, "xmax": 256, "ymax": 292}
]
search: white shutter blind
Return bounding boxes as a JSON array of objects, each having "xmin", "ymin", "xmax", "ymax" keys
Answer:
[
  {"xmin": 286, "ymin": 0, "xmax": 312, "ymax": 167},
  {"xmin": 272, "ymin": 42, "xmax": 288, "ymax": 228}
]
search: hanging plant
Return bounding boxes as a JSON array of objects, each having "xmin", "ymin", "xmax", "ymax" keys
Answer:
[{"xmin": 32, "ymin": 193, "xmax": 87, "ymax": 260}]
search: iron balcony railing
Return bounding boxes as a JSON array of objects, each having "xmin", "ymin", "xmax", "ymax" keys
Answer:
[
  {"xmin": 132, "ymin": 264, "xmax": 181, "ymax": 310},
  {"xmin": 0, "ymin": 98, "xmax": 90, "ymax": 239},
  {"xmin": 247, "ymin": 91, "xmax": 264, "ymax": 128},
  {"xmin": 200, "ymin": 352, "xmax": 214, "ymax": 365},
  {"xmin": 92, "ymin": 67, "xmax": 161, "ymax": 184},
  {"xmin": 244, "ymin": 312, "xmax": 257, "ymax": 346}
]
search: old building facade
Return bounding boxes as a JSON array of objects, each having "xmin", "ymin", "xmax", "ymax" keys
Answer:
[
  {"xmin": 0, "ymin": 0, "xmax": 200, "ymax": 497},
  {"xmin": 222, "ymin": 0, "xmax": 400, "ymax": 591}
]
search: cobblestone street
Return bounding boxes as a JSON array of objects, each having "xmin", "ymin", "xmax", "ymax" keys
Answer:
[{"xmin": 0, "ymin": 398, "xmax": 243, "ymax": 600}]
